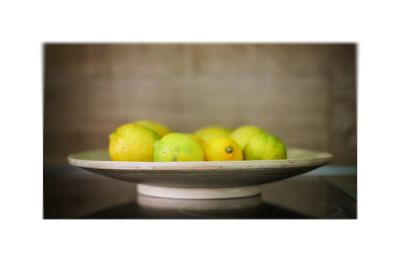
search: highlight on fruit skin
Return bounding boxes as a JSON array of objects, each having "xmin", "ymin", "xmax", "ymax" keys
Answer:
[
  {"xmin": 203, "ymin": 137, "xmax": 243, "ymax": 161},
  {"xmin": 244, "ymin": 132, "xmax": 287, "ymax": 160},
  {"xmin": 108, "ymin": 123, "xmax": 161, "ymax": 161},
  {"xmin": 230, "ymin": 125, "xmax": 266, "ymax": 150},
  {"xmin": 134, "ymin": 120, "xmax": 171, "ymax": 137},
  {"xmin": 194, "ymin": 125, "xmax": 232, "ymax": 142},
  {"xmin": 153, "ymin": 133, "xmax": 205, "ymax": 162}
]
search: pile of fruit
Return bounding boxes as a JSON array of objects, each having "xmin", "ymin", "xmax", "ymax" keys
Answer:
[{"xmin": 109, "ymin": 120, "xmax": 287, "ymax": 162}]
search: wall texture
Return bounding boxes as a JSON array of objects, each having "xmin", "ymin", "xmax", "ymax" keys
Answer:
[{"xmin": 44, "ymin": 44, "xmax": 356, "ymax": 165}]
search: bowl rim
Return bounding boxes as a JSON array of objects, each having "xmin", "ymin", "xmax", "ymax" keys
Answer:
[{"xmin": 67, "ymin": 148, "xmax": 333, "ymax": 171}]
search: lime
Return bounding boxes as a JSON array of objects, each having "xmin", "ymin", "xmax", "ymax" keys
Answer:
[
  {"xmin": 153, "ymin": 133, "xmax": 205, "ymax": 162},
  {"xmin": 244, "ymin": 133, "xmax": 287, "ymax": 160},
  {"xmin": 230, "ymin": 125, "xmax": 265, "ymax": 150},
  {"xmin": 184, "ymin": 133, "xmax": 204, "ymax": 147}
]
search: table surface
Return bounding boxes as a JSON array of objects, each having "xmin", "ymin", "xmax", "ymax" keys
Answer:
[{"xmin": 43, "ymin": 166, "xmax": 357, "ymax": 219}]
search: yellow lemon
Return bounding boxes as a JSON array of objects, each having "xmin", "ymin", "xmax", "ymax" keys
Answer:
[
  {"xmin": 134, "ymin": 120, "xmax": 171, "ymax": 137},
  {"xmin": 244, "ymin": 133, "xmax": 287, "ymax": 160},
  {"xmin": 109, "ymin": 123, "xmax": 161, "ymax": 161},
  {"xmin": 194, "ymin": 126, "xmax": 231, "ymax": 142},
  {"xmin": 184, "ymin": 133, "xmax": 204, "ymax": 147},
  {"xmin": 230, "ymin": 125, "xmax": 265, "ymax": 150},
  {"xmin": 153, "ymin": 133, "xmax": 205, "ymax": 162},
  {"xmin": 203, "ymin": 137, "xmax": 243, "ymax": 161}
]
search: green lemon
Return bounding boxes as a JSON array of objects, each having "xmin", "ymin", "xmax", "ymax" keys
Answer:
[
  {"xmin": 153, "ymin": 133, "xmax": 205, "ymax": 162},
  {"xmin": 183, "ymin": 133, "xmax": 204, "ymax": 147},
  {"xmin": 194, "ymin": 126, "xmax": 231, "ymax": 142},
  {"xmin": 109, "ymin": 123, "xmax": 161, "ymax": 161},
  {"xmin": 230, "ymin": 125, "xmax": 266, "ymax": 150},
  {"xmin": 244, "ymin": 132, "xmax": 287, "ymax": 160}
]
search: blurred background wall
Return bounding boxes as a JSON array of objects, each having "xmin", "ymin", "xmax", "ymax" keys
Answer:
[{"xmin": 44, "ymin": 44, "xmax": 356, "ymax": 166}]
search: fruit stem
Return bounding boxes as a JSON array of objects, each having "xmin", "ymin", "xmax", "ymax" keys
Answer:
[{"xmin": 225, "ymin": 146, "xmax": 233, "ymax": 153}]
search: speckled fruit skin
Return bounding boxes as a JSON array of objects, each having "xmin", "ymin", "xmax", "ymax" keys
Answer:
[
  {"xmin": 153, "ymin": 133, "xmax": 205, "ymax": 162},
  {"xmin": 244, "ymin": 133, "xmax": 287, "ymax": 160}
]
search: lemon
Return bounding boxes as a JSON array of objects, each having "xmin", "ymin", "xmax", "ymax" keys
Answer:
[
  {"xmin": 134, "ymin": 120, "xmax": 171, "ymax": 137},
  {"xmin": 244, "ymin": 133, "xmax": 287, "ymax": 160},
  {"xmin": 153, "ymin": 133, "xmax": 205, "ymax": 162},
  {"xmin": 184, "ymin": 133, "xmax": 204, "ymax": 147},
  {"xmin": 203, "ymin": 137, "xmax": 243, "ymax": 161},
  {"xmin": 194, "ymin": 126, "xmax": 231, "ymax": 142},
  {"xmin": 109, "ymin": 123, "xmax": 161, "ymax": 161},
  {"xmin": 230, "ymin": 125, "xmax": 265, "ymax": 150}
]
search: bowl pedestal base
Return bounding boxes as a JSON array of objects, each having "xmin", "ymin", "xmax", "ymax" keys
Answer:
[{"xmin": 137, "ymin": 184, "xmax": 261, "ymax": 199}]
